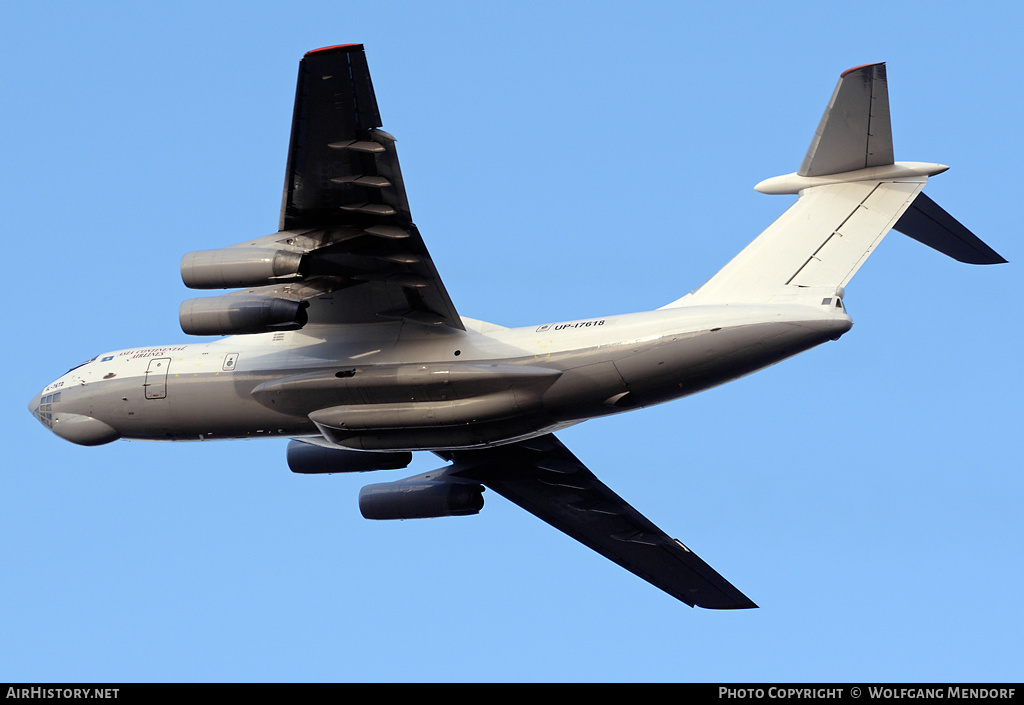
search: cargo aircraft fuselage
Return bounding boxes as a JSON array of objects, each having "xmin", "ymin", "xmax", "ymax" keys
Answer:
[{"xmin": 32, "ymin": 302, "xmax": 851, "ymax": 449}]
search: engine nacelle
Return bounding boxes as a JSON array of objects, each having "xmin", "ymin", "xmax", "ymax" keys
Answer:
[
  {"xmin": 286, "ymin": 441, "xmax": 412, "ymax": 474},
  {"xmin": 359, "ymin": 480, "xmax": 484, "ymax": 520},
  {"xmin": 179, "ymin": 296, "xmax": 308, "ymax": 336},
  {"xmin": 181, "ymin": 248, "xmax": 303, "ymax": 289}
]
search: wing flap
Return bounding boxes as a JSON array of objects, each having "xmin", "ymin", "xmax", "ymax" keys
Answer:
[{"xmin": 445, "ymin": 436, "xmax": 756, "ymax": 609}]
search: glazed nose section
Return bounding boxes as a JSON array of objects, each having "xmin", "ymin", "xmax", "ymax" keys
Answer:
[
  {"xmin": 28, "ymin": 389, "xmax": 51, "ymax": 431},
  {"xmin": 28, "ymin": 389, "xmax": 120, "ymax": 446},
  {"xmin": 28, "ymin": 392, "xmax": 42, "ymax": 424}
]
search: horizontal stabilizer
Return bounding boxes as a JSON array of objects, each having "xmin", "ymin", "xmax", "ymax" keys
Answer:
[
  {"xmin": 893, "ymin": 192, "xmax": 1006, "ymax": 264},
  {"xmin": 800, "ymin": 63, "xmax": 893, "ymax": 177}
]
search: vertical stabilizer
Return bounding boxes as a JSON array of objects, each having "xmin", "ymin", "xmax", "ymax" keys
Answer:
[{"xmin": 665, "ymin": 63, "xmax": 1003, "ymax": 310}]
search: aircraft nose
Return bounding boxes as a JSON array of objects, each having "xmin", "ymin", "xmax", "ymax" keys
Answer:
[
  {"xmin": 28, "ymin": 388, "xmax": 120, "ymax": 446},
  {"xmin": 28, "ymin": 392, "xmax": 41, "ymax": 421},
  {"xmin": 28, "ymin": 390, "xmax": 48, "ymax": 429}
]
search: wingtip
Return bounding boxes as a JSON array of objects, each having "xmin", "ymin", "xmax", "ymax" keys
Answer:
[
  {"xmin": 304, "ymin": 43, "xmax": 364, "ymax": 57},
  {"xmin": 840, "ymin": 61, "xmax": 885, "ymax": 78},
  {"xmin": 705, "ymin": 600, "xmax": 759, "ymax": 610},
  {"xmin": 695, "ymin": 594, "xmax": 759, "ymax": 610}
]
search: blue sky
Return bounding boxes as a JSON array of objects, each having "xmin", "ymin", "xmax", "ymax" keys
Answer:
[{"xmin": 3, "ymin": 1, "xmax": 1022, "ymax": 682}]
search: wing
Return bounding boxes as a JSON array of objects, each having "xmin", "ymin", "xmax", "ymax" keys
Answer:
[
  {"xmin": 439, "ymin": 435, "xmax": 756, "ymax": 609},
  {"xmin": 179, "ymin": 44, "xmax": 464, "ymax": 332},
  {"xmin": 279, "ymin": 44, "xmax": 384, "ymax": 232}
]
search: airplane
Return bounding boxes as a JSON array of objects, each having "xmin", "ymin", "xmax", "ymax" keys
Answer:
[{"xmin": 29, "ymin": 46, "xmax": 1004, "ymax": 609}]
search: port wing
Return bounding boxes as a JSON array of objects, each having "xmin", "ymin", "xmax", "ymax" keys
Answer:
[
  {"xmin": 278, "ymin": 44, "xmax": 463, "ymax": 328},
  {"xmin": 180, "ymin": 44, "xmax": 464, "ymax": 333}
]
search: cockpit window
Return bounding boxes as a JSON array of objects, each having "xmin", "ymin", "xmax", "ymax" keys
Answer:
[{"xmin": 65, "ymin": 355, "xmax": 98, "ymax": 374}]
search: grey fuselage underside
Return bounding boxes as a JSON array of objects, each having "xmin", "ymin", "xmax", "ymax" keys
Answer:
[{"xmin": 32, "ymin": 304, "xmax": 852, "ymax": 451}]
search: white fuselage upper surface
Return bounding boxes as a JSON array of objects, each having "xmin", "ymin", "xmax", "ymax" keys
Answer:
[{"xmin": 30, "ymin": 300, "xmax": 852, "ymax": 450}]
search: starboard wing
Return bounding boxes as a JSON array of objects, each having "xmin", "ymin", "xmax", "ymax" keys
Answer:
[{"xmin": 438, "ymin": 435, "xmax": 757, "ymax": 609}]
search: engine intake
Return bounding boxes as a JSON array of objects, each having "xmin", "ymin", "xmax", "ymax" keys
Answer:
[
  {"xmin": 179, "ymin": 296, "xmax": 308, "ymax": 336},
  {"xmin": 359, "ymin": 480, "xmax": 484, "ymax": 520},
  {"xmin": 181, "ymin": 248, "xmax": 303, "ymax": 289}
]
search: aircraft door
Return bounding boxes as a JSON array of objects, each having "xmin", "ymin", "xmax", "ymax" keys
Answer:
[{"xmin": 144, "ymin": 358, "xmax": 171, "ymax": 399}]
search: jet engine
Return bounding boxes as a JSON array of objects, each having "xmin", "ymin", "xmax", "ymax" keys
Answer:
[
  {"xmin": 179, "ymin": 296, "xmax": 308, "ymax": 336},
  {"xmin": 181, "ymin": 248, "xmax": 303, "ymax": 289},
  {"xmin": 359, "ymin": 480, "xmax": 484, "ymax": 520},
  {"xmin": 286, "ymin": 440, "xmax": 412, "ymax": 474}
]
